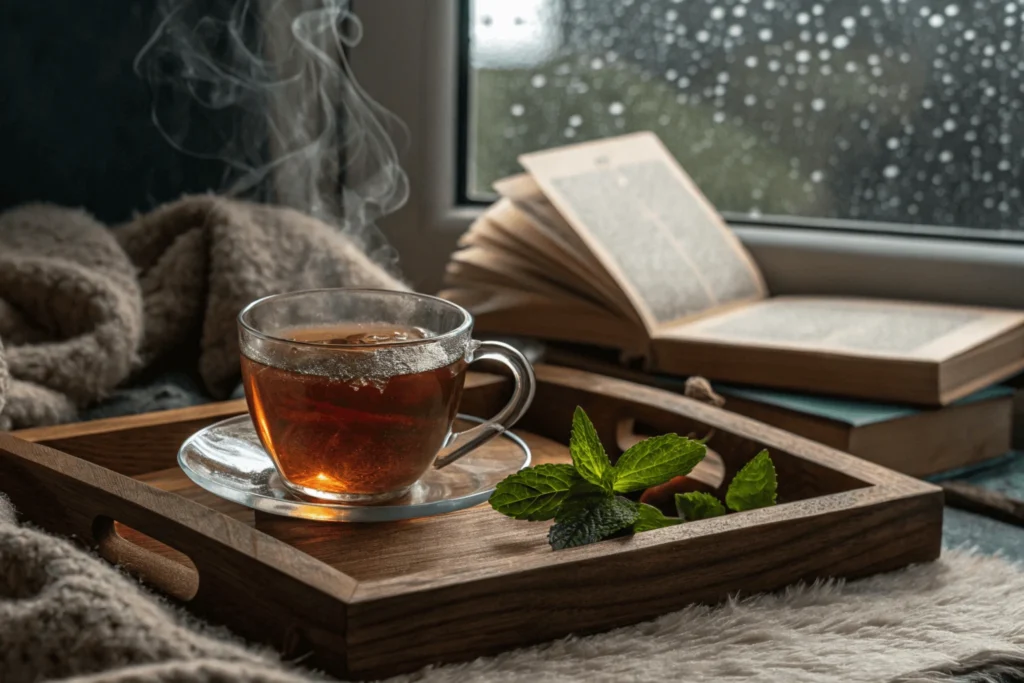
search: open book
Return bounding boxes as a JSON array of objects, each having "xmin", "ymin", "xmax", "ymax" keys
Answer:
[{"xmin": 440, "ymin": 132, "xmax": 1024, "ymax": 405}]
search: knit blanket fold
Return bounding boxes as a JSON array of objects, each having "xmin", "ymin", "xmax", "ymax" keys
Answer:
[{"xmin": 0, "ymin": 196, "xmax": 405, "ymax": 430}]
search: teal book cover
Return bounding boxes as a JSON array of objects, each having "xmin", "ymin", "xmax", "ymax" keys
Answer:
[{"xmin": 713, "ymin": 384, "xmax": 1015, "ymax": 428}]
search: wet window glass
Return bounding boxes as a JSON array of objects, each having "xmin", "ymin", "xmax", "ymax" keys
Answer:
[{"xmin": 464, "ymin": 0, "xmax": 1024, "ymax": 238}]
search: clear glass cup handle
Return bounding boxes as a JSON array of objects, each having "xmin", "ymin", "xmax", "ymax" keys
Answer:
[{"xmin": 434, "ymin": 340, "xmax": 536, "ymax": 469}]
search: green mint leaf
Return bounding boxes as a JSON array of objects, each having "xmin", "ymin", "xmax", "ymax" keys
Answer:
[
  {"xmin": 725, "ymin": 450, "xmax": 778, "ymax": 512},
  {"xmin": 633, "ymin": 503, "xmax": 684, "ymax": 533},
  {"xmin": 548, "ymin": 495, "xmax": 639, "ymax": 550},
  {"xmin": 489, "ymin": 464, "xmax": 581, "ymax": 520},
  {"xmin": 612, "ymin": 434, "xmax": 706, "ymax": 493},
  {"xmin": 569, "ymin": 479, "xmax": 607, "ymax": 497},
  {"xmin": 675, "ymin": 491, "xmax": 727, "ymax": 521},
  {"xmin": 570, "ymin": 406, "xmax": 614, "ymax": 491}
]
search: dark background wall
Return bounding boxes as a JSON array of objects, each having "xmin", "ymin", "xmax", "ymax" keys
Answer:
[{"xmin": 1, "ymin": 1, "xmax": 225, "ymax": 223}]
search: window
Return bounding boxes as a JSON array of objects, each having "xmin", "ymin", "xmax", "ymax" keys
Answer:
[
  {"xmin": 352, "ymin": 0, "xmax": 1024, "ymax": 304},
  {"xmin": 463, "ymin": 0, "xmax": 1024, "ymax": 240}
]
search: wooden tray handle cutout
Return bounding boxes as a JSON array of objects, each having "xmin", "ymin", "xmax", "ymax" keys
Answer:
[{"xmin": 92, "ymin": 516, "xmax": 200, "ymax": 602}]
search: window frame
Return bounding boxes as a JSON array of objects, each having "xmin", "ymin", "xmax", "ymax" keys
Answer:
[{"xmin": 352, "ymin": 0, "xmax": 1024, "ymax": 307}]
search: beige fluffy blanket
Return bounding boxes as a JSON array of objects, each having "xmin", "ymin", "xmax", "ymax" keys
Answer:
[{"xmin": 0, "ymin": 197, "xmax": 404, "ymax": 430}]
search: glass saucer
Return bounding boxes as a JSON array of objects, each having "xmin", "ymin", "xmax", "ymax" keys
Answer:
[{"xmin": 178, "ymin": 414, "xmax": 531, "ymax": 523}]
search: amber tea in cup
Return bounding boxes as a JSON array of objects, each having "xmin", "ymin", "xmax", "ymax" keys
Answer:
[
  {"xmin": 237, "ymin": 290, "xmax": 535, "ymax": 503},
  {"xmin": 241, "ymin": 325, "xmax": 465, "ymax": 498}
]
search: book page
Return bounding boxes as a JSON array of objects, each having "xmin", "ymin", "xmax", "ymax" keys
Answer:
[
  {"xmin": 661, "ymin": 297, "xmax": 1024, "ymax": 361},
  {"xmin": 439, "ymin": 287, "xmax": 648, "ymax": 354},
  {"xmin": 492, "ymin": 176, "xmax": 642, "ymax": 323},
  {"xmin": 494, "ymin": 175, "xmax": 584, "ymax": 247},
  {"xmin": 486, "ymin": 190, "xmax": 602, "ymax": 281},
  {"xmin": 449, "ymin": 245, "xmax": 608, "ymax": 305},
  {"xmin": 520, "ymin": 132, "xmax": 767, "ymax": 334}
]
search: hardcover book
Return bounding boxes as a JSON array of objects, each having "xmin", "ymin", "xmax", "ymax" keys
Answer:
[{"xmin": 442, "ymin": 132, "xmax": 1024, "ymax": 405}]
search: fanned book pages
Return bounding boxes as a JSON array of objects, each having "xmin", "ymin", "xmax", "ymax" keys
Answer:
[{"xmin": 441, "ymin": 132, "xmax": 1024, "ymax": 405}]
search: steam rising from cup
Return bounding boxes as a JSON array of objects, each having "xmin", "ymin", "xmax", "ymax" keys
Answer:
[{"xmin": 134, "ymin": 0, "xmax": 409, "ymax": 269}]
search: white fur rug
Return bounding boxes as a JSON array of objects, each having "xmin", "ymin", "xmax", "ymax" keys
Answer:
[{"xmin": 396, "ymin": 550, "xmax": 1024, "ymax": 683}]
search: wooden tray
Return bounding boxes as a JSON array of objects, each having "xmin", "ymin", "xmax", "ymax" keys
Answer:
[{"xmin": 0, "ymin": 365, "xmax": 943, "ymax": 680}]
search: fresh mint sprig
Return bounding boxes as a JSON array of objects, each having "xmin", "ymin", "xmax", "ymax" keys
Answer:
[
  {"xmin": 488, "ymin": 463, "xmax": 580, "ymax": 520},
  {"xmin": 675, "ymin": 491, "xmax": 727, "ymax": 520},
  {"xmin": 725, "ymin": 450, "xmax": 777, "ymax": 512},
  {"xmin": 569, "ymin": 406, "xmax": 615, "ymax": 491},
  {"xmin": 549, "ymin": 495, "xmax": 639, "ymax": 549},
  {"xmin": 612, "ymin": 433, "xmax": 706, "ymax": 494},
  {"xmin": 489, "ymin": 406, "xmax": 779, "ymax": 549},
  {"xmin": 633, "ymin": 503, "xmax": 684, "ymax": 532}
]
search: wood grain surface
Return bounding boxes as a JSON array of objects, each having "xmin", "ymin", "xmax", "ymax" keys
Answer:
[
  {"xmin": 0, "ymin": 365, "xmax": 943, "ymax": 680},
  {"xmin": 11, "ymin": 373, "xmax": 511, "ymax": 475},
  {"xmin": 941, "ymin": 480, "xmax": 1024, "ymax": 528}
]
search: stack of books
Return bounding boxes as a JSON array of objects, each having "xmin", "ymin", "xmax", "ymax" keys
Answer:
[
  {"xmin": 441, "ymin": 132, "xmax": 1024, "ymax": 477},
  {"xmin": 540, "ymin": 344, "xmax": 1016, "ymax": 478}
]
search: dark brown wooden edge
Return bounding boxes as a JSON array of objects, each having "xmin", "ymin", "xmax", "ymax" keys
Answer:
[
  {"xmin": 0, "ymin": 365, "xmax": 943, "ymax": 679},
  {"xmin": 941, "ymin": 480, "xmax": 1024, "ymax": 528},
  {"xmin": 0, "ymin": 430, "xmax": 357, "ymax": 672}
]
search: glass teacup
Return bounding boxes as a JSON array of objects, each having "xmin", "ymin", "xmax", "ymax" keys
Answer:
[{"xmin": 237, "ymin": 288, "xmax": 535, "ymax": 503}]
